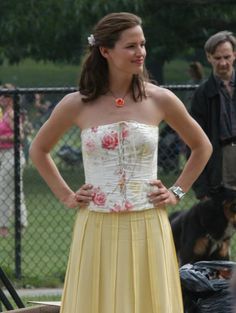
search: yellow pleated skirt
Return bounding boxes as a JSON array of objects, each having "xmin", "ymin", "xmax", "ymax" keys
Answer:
[{"xmin": 60, "ymin": 208, "xmax": 183, "ymax": 313}]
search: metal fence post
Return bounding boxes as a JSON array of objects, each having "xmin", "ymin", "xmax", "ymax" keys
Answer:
[{"xmin": 13, "ymin": 92, "xmax": 22, "ymax": 279}]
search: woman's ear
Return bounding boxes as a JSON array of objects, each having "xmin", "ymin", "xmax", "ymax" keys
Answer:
[{"xmin": 99, "ymin": 47, "xmax": 109, "ymax": 59}]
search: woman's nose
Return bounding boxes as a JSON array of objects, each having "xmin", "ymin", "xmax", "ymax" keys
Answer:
[{"xmin": 136, "ymin": 45, "xmax": 145, "ymax": 56}]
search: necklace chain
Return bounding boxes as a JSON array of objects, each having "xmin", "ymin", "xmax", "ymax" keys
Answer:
[{"xmin": 109, "ymin": 89, "xmax": 129, "ymax": 108}]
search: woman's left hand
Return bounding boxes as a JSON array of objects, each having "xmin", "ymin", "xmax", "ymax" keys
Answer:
[{"xmin": 148, "ymin": 179, "xmax": 178, "ymax": 207}]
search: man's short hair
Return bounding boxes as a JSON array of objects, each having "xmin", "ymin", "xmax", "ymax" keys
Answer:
[{"xmin": 204, "ymin": 31, "xmax": 236, "ymax": 54}]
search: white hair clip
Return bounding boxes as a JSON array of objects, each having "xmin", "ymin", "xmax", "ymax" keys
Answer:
[{"xmin": 88, "ymin": 34, "xmax": 96, "ymax": 47}]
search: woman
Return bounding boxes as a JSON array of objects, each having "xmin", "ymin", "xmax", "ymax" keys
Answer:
[
  {"xmin": 0, "ymin": 83, "xmax": 27, "ymax": 237},
  {"xmin": 30, "ymin": 12, "xmax": 212, "ymax": 313}
]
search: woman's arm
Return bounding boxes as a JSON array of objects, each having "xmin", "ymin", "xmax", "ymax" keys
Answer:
[
  {"xmin": 148, "ymin": 87, "xmax": 212, "ymax": 207},
  {"xmin": 29, "ymin": 92, "xmax": 92, "ymax": 208},
  {"xmin": 161, "ymin": 88, "xmax": 212, "ymax": 192}
]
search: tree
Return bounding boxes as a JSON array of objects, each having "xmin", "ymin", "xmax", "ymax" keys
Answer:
[
  {"xmin": 1, "ymin": 0, "xmax": 236, "ymax": 82},
  {"xmin": 142, "ymin": 1, "xmax": 236, "ymax": 82},
  {"xmin": 0, "ymin": 0, "xmax": 84, "ymax": 64}
]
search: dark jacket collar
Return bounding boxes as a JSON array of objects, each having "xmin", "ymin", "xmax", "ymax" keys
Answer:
[
  {"xmin": 204, "ymin": 70, "xmax": 236, "ymax": 98},
  {"xmin": 203, "ymin": 73, "xmax": 220, "ymax": 98}
]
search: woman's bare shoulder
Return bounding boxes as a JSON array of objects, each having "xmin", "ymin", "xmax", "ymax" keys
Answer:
[
  {"xmin": 145, "ymin": 82, "xmax": 175, "ymax": 101},
  {"xmin": 45, "ymin": 91, "xmax": 85, "ymax": 127},
  {"xmin": 58, "ymin": 91, "xmax": 83, "ymax": 109},
  {"xmin": 145, "ymin": 82, "xmax": 188, "ymax": 121},
  {"xmin": 51, "ymin": 91, "xmax": 85, "ymax": 116}
]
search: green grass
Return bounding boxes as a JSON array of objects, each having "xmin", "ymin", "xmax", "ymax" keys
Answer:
[
  {"xmin": 24, "ymin": 295, "xmax": 61, "ymax": 308},
  {"xmin": 0, "ymin": 57, "xmax": 211, "ymax": 88},
  {"xmin": 0, "ymin": 58, "xmax": 80, "ymax": 87},
  {"xmin": 1, "ymin": 294, "xmax": 61, "ymax": 311},
  {"xmin": 23, "ymin": 295, "xmax": 61, "ymax": 309},
  {"xmin": 164, "ymin": 59, "xmax": 211, "ymax": 84}
]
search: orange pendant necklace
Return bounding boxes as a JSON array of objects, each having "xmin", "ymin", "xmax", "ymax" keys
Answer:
[{"xmin": 110, "ymin": 90, "xmax": 129, "ymax": 108}]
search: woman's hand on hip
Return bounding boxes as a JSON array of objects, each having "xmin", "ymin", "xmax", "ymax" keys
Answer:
[
  {"xmin": 62, "ymin": 184, "xmax": 93, "ymax": 209},
  {"xmin": 148, "ymin": 179, "xmax": 178, "ymax": 207},
  {"xmin": 74, "ymin": 184, "xmax": 93, "ymax": 209}
]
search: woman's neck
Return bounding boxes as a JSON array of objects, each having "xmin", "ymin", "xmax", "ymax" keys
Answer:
[{"xmin": 109, "ymin": 80, "xmax": 132, "ymax": 97}]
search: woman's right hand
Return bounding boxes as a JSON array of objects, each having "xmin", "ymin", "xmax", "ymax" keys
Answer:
[
  {"xmin": 75, "ymin": 183, "xmax": 94, "ymax": 207},
  {"xmin": 63, "ymin": 184, "xmax": 94, "ymax": 209},
  {"xmin": 63, "ymin": 184, "xmax": 93, "ymax": 209}
]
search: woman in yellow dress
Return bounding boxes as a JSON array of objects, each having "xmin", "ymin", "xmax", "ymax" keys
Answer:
[{"xmin": 30, "ymin": 12, "xmax": 212, "ymax": 313}]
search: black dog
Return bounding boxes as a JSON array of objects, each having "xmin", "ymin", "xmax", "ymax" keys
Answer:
[{"xmin": 169, "ymin": 188, "xmax": 236, "ymax": 266}]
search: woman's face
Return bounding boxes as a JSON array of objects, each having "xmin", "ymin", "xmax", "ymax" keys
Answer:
[
  {"xmin": 102, "ymin": 25, "xmax": 146, "ymax": 76},
  {"xmin": 0, "ymin": 95, "xmax": 12, "ymax": 109}
]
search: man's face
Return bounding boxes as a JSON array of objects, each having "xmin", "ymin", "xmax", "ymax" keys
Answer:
[{"xmin": 207, "ymin": 41, "xmax": 236, "ymax": 80}]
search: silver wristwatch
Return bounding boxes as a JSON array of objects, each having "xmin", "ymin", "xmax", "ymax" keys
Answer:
[{"xmin": 169, "ymin": 186, "xmax": 185, "ymax": 200}]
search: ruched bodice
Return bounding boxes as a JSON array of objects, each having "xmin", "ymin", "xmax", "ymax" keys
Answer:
[{"xmin": 81, "ymin": 120, "xmax": 159, "ymax": 212}]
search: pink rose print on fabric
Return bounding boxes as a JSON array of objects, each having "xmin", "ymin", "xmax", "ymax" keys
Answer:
[
  {"xmin": 85, "ymin": 139, "xmax": 96, "ymax": 153},
  {"xmin": 111, "ymin": 200, "xmax": 133, "ymax": 212},
  {"xmin": 92, "ymin": 187, "xmax": 106, "ymax": 206},
  {"xmin": 124, "ymin": 200, "xmax": 133, "ymax": 211},
  {"xmin": 102, "ymin": 131, "xmax": 118, "ymax": 150},
  {"xmin": 121, "ymin": 126, "xmax": 129, "ymax": 139},
  {"xmin": 111, "ymin": 203, "xmax": 122, "ymax": 212}
]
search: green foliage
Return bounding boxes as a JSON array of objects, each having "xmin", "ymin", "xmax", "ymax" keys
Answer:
[
  {"xmin": 0, "ymin": 0, "xmax": 83, "ymax": 64},
  {"xmin": 1, "ymin": 1, "xmax": 236, "ymax": 82}
]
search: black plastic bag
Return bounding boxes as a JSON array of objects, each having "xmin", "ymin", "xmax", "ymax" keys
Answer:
[
  {"xmin": 180, "ymin": 261, "xmax": 235, "ymax": 313},
  {"xmin": 57, "ymin": 145, "xmax": 82, "ymax": 165}
]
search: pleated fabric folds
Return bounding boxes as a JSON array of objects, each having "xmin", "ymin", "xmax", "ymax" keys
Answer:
[{"xmin": 60, "ymin": 208, "xmax": 183, "ymax": 313}]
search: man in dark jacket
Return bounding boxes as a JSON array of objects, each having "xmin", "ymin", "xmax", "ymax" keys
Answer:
[{"xmin": 190, "ymin": 31, "xmax": 236, "ymax": 200}]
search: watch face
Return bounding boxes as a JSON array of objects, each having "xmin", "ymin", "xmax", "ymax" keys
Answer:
[
  {"xmin": 176, "ymin": 187, "xmax": 185, "ymax": 199},
  {"xmin": 169, "ymin": 186, "xmax": 185, "ymax": 199}
]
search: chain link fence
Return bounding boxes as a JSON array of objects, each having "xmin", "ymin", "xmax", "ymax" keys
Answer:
[{"xmin": 0, "ymin": 85, "xmax": 234, "ymax": 287}]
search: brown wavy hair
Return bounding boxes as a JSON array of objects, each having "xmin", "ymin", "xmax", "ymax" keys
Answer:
[{"xmin": 79, "ymin": 12, "xmax": 150, "ymax": 103}]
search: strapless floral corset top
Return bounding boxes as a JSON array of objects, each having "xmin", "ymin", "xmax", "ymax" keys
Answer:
[{"xmin": 81, "ymin": 121, "xmax": 159, "ymax": 212}]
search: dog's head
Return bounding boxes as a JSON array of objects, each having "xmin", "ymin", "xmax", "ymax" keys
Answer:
[{"xmin": 210, "ymin": 187, "xmax": 236, "ymax": 227}]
